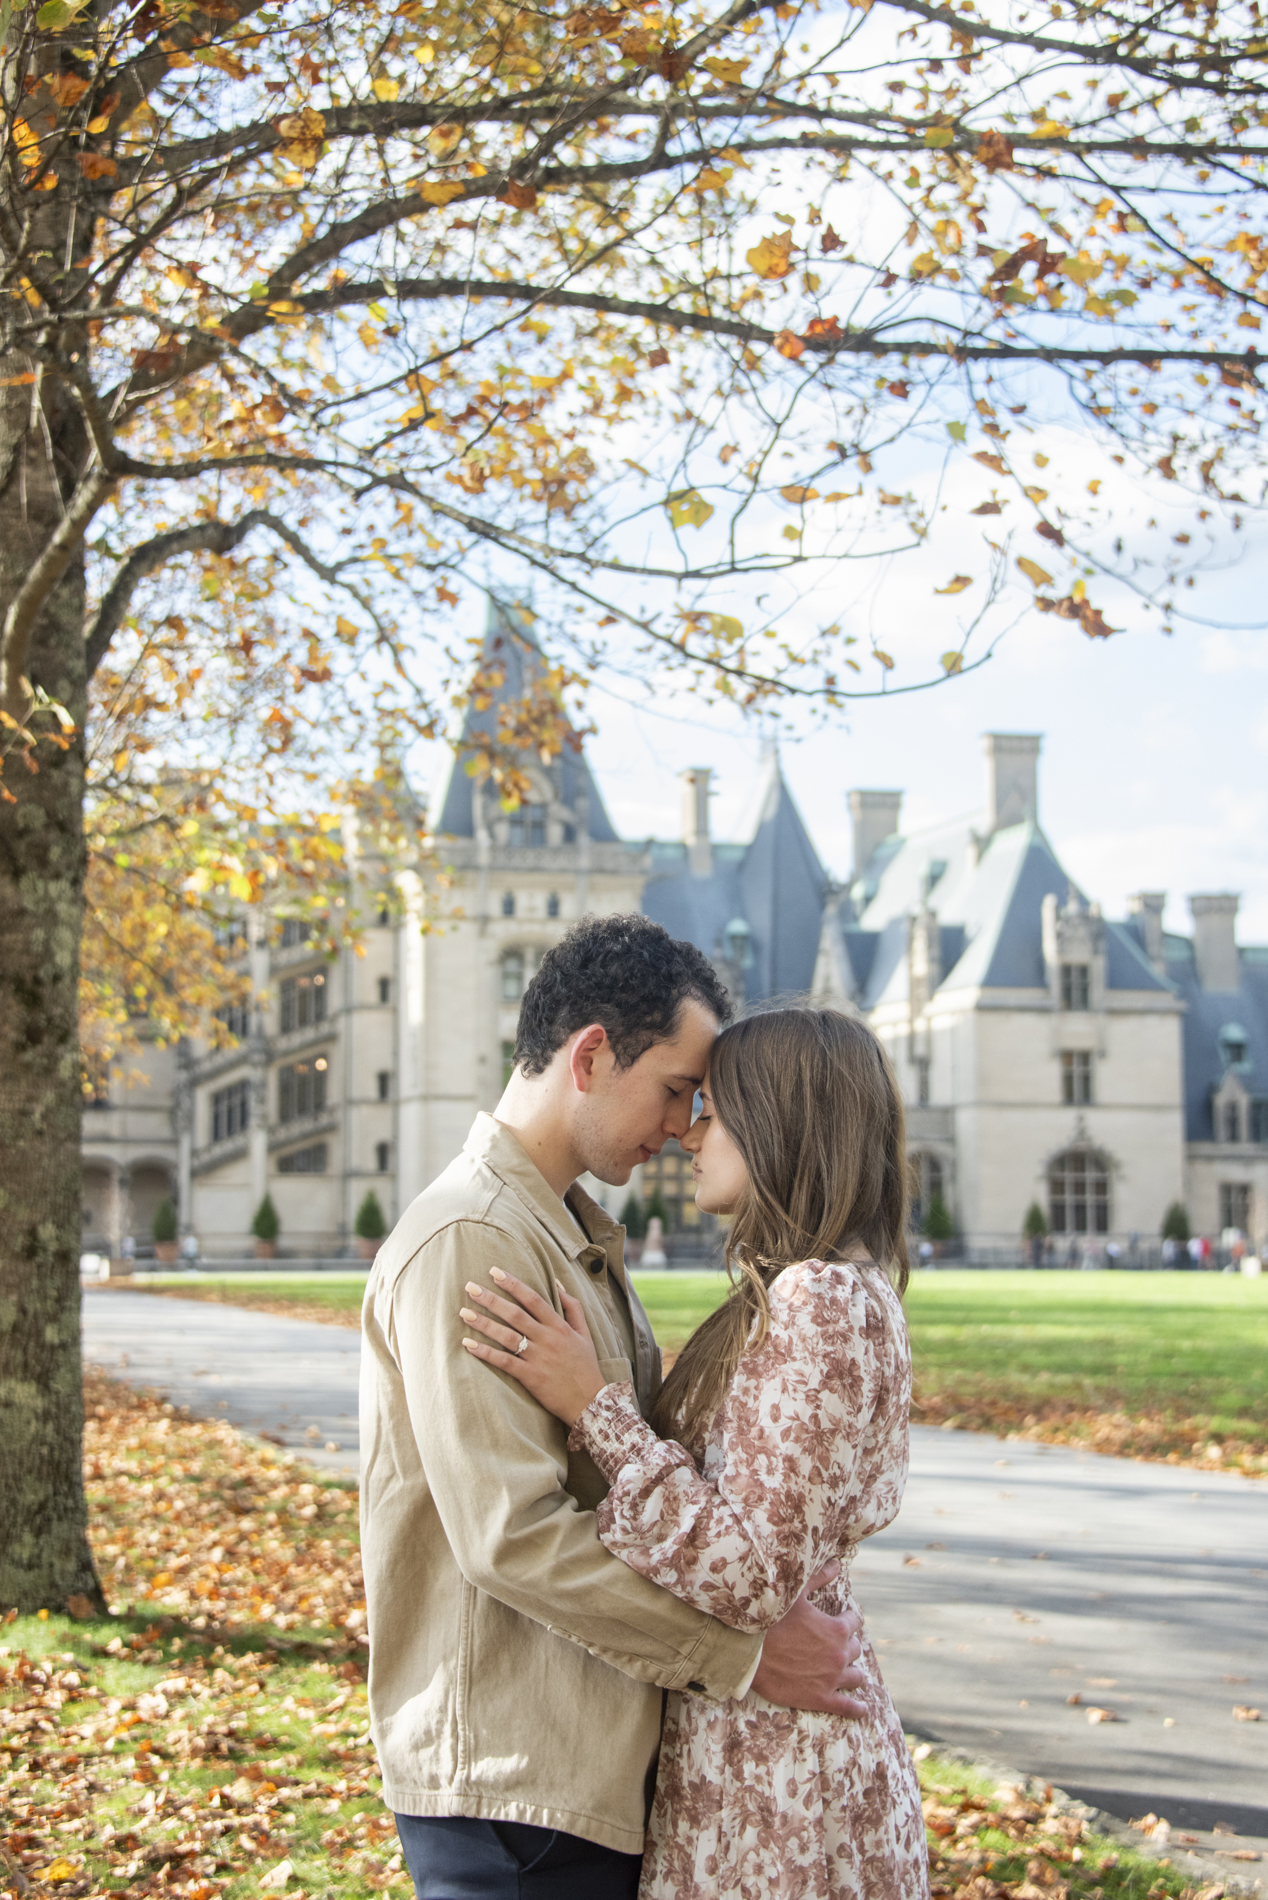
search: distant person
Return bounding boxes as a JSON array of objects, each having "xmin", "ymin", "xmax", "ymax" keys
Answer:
[
  {"xmin": 1162, "ymin": 1236, "xmax": 1177, "ymax": 1267},
  {"xmin": 359, "ymin": 918, "xmax": 867, "ymax": 1900},
  {"xmin": 462, "ymin": 1007, "xmax": 930, "ymax": 1899},
  {"xmin": 1188, "ymin": 1235, "xmax": 1203, "ymax": 1268}
]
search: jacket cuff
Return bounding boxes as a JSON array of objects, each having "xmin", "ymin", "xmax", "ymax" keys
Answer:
[{"xmin": 567, "ymin": 1379, "xmax": 645, "ymax": 1484}]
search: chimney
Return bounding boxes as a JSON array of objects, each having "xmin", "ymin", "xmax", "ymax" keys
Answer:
[
  {"xmin": 681, "ymin": 767, "xmax": 712, "ymax": 877},
  {"xmin": 848, "ymin": 789, "xmax": 902, "ymax": 878},
  {"xmin": 1128, "ymin": 892, "xmax": 1166, "ymax": 971},
  {"xmin": 983, "ymin": 733, "xmax": 1041, "ymax": 833},
  {"xmin": 1189, "ymin": 893, "xmax": 1240, "ymax": 991}
]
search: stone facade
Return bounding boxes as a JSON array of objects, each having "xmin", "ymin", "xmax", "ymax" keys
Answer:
[{"xmin": 81, "ymin": 614, "xmax": 1268, "ymax": 1258}]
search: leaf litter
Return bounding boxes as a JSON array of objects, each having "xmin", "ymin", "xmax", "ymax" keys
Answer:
[{"xmin": 0, "ymin": 1371, "xmax": 1232, "ymax": 1900}]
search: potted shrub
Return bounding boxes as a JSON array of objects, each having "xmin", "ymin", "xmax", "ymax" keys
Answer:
[
  {"xmin": 355, "ymin": 1189, "xmax": 388, "ymax": 1259},
  {"xmin": 152, "ymin": 1197, "xmax": 179, "ymax": 1265},
  {"xmin": 922, "ymin": 1190, "xmax": 955, "ymax": 1256},
  {"xmin": 1162, "ymin": 1201, "xmax": 1190, "ymax": 1244},
  {"xmin": 252, "ymin": 1192, "xmax": 280, "ymax": 1259},
  {"xmin": 1022, "ymin": 1201, "xmax": 1048, "ymax": 1268},
  {"xmin": 619, "ymin": 1191, "xmax": 646, "ymax": 1263}
]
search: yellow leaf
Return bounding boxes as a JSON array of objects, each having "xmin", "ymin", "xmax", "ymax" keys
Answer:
[
  {"xmin": 1032, "ymin": 118, "xmax": 1068, "ymax": 136},
  {"xmin": 357, "ymin": 321, "xmax": 380, "ymax": 352},
  {"xmin": 706, "ymin": 613, "xmax": 744, "ymax": 640},
  {"xmin": 1034, "ymin": 452, "xmax": 1049, "ymax": 467},
  {"xmin": 1017, "ymin": 556, "xmax": 1053, "ymax": 586},
  {"xmin": 924, "ymin": 126, "xmax": 954, "ymax": 147},
  {"xmin": 666, "ymin": 490, "xmax": 714, "ymax": 529},
  {"xmin": 780, "ymin": 485, "xmax": 819, "ymax": 503},
  {"xmin": 1238, "ymin": 311, "xmax": 1262, "ymax": 328},
  {"xmin": 418, "ymin": 179, "xmax": 465, "ymax": 206},
  {"xmin": 941, "ymin": 651, "xmax": 964, "ymax": 673},
  {"xmin": 335, "ymin": 616, "xmax": 358, "ymax": 640},
  {"xmin": 746, "ymin": 231, "xmax": 794, "ymax": 280},
  {"xmin": 194, "ymin": 46, "xmax": 247, "ymax": 79},
  {"xmin": 1024, "ymin": 485, "xmax": 1048, "ymax": 502},
  {"xmin": 428, "ymin": 123, "xmax": 462, "ymax": 157},
  {"xmin": 781, "ymin": 524, "xmax": 802, "ymax": 541},
  {"xmin": 372, "ymin": 76, "xmax": 401, "ymax": 101},
  {"xmin": 873, "ymin": 649, "xmax": 895, "ymax": 669},
  {"xmin": 935, "ymin": 575, "xmax": 974, "ymax": 594},
  {"xmin": 703, "ymin": 56, "xmax": 750, "ymax": 81},
  {"xmin": 41, "ymin": 1862, "xmax": 80, "ymax": 1884}
]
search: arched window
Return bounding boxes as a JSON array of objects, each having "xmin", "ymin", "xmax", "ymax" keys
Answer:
[
  {"xmin": 1222, "ymin": 1100, "xmax": 1242, "ymax": 1143},
  {"xmin": 1048, "ymin": 1147, "xmax": 1110, "ymax": 1235},
  {"xmin": 500, "ymin": 949, "xmax": 525, "ymax": 1002}
]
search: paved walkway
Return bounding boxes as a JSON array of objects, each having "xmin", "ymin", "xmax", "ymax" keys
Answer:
[{"xmin": 84, "ymin": 1288, "xmax": 1268, "ymax": 1856}]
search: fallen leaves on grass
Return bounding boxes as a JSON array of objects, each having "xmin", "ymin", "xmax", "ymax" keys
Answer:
[
  {"xmin": 913, "ymin": 1385, "xmax": 1268, "ymax": 1478},
  {"xmin": 919, "ymin": 1771, "xmax": 1208, "ymax": 1898},
  {"xmin": 105, "ymin": 1285, "xmax": 362, "ymax": 1331},
  {"xmin": 1, "ymin": 1370, "xmax": 390, "ymax": 1900}
]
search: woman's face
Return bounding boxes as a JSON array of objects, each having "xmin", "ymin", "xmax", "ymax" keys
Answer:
[{"xmin": 680, "ymin": 1073, "xmax": 750, "ymax": 1215}]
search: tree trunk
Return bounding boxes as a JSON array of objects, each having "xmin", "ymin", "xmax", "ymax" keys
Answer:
[{"xmin": 0, "ymin": 376, "xmax": 104, "ymax": 1611}]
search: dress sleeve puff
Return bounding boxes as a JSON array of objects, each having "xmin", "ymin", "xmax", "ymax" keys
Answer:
[{"xmin": 567, "ymin": 1260, "xmax": 889, "ymax": 1634}]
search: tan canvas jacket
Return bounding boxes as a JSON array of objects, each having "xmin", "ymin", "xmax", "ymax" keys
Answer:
[{"xmin": 359, "ymin": 1113, "xmax": 762, "ymax": 1854}]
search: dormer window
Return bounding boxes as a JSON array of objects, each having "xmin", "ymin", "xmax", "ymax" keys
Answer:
[
  {"xmin": 1060, "ymin": 962, "xmax": 1091, "ymax": 1010},
  {"xmin": 1218, "ymin": 1023, "xmax": 1248, "ymax": 1068},
  {"xmin": 506, "ymin": 804, "xmax": 547, "ymax": 848},
  {"xmin": 1222, "ymin": 1100, "xmax": 1242, "ymax": 1143}
]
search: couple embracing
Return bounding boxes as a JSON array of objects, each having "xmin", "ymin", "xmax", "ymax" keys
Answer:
[{"xmin": 359, "ymin": 914, "xmax": 930, "ymax": 1900}]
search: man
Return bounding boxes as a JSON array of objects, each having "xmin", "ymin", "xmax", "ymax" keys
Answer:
[{"xmin": 360, "ymin": 914, "xmax": 865, "ymax": 1899}]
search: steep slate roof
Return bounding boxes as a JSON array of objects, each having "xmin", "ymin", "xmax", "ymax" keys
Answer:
[
  {"xmin": 434, "ymin": 596, "xmax": 619, "ymax": 841},
  {"xmin": 641, "ymin": 754, "xmax": 828, "ymax": 1000},
  {"xmin": 845, "ymin": 816, "xmax": 1169, "ymax": 1011},
  {"xmin": 1157, "ymin": 937, "xmax": 1268, "ymax": 1139}
]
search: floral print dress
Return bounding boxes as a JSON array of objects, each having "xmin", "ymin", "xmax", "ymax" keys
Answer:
[{"xmin": 568, "ymin": 1256, "xmax": 930, "ymax": 1900}]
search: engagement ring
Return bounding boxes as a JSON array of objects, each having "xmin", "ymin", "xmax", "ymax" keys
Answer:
[{"xmin": 516, "ymin": 1334, "xmax": 528, "ymax": 1355}]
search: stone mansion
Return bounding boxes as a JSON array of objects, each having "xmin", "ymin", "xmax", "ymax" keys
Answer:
[{"xmin": 81, "ymin": 603, "xmax": 1268, "ymax": 1258}]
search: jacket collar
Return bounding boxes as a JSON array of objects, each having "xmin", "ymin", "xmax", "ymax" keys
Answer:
[{"xmin": 463, "ymin": 1112, "xmax": 625, "ymax": 1270}]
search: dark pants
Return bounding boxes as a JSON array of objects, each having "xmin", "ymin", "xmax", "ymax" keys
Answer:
[{"xmin": 394, "ymin": 1814, "xmax": 643, "ymax": 1900}]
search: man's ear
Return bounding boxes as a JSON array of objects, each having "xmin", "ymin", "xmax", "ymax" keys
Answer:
[{"xmin": 567, "ymin": 1024, "xmax": 610, "ymax": 1095}]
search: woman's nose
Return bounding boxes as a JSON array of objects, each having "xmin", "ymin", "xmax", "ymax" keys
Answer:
[{"xmin": 680, "ymin": 1116, "xmax": 704, "ymax": 1153}]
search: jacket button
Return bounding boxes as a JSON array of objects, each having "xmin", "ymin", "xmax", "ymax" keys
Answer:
[
  {"xmin": 589, "ymin": 1259, "xmax": 603, "ymax": 1274},
  {"xmin": 686, "ymin": 1680, "xmax": 706, "ymax": 1694}
]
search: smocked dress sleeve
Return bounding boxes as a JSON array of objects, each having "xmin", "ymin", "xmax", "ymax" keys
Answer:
[{"xmin": 567, "ymin": 1260, "xmax": 897, "ymax": 1634}]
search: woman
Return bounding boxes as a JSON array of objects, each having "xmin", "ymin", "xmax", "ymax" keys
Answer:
[{"xmin": 459, "ymin": 1006, "xmax": 929, "ymax": 1900}]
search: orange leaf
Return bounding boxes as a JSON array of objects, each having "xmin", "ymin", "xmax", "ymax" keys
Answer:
[
  {"xmin": 77, "ymin": 152, "xmax": 118, "ymax": 180},
  {"xmin": 497, "ymin": 180, "xmax": 537, "ymax": 210},
  {"xmin": 772, "ymin": 329, "xmax": 805, "ymax": 360}
]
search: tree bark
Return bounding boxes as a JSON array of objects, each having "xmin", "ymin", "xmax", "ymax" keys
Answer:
[{"xmin": 0, "ymin": 365, "xmax": 104, "ymax": 1611}]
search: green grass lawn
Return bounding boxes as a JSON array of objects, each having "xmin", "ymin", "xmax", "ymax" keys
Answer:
[{"xmin": 127, "ymin": 1266, "xmax": 1268, "ymax": 1466}]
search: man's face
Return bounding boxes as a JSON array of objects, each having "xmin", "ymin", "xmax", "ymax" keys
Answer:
[{"xmin": 572, "ymin": 998, "xmax": 719, "ymax": 1186}]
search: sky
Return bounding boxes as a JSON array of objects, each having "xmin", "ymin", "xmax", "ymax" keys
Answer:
[{"xmin": 428, "ymin": 588, "xmax": 1268, "ymax": 944}]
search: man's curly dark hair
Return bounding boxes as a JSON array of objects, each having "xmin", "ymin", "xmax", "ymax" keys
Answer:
[{"xmin": 514, "ymin": 914, "xmax": 732, "ymax": 1077}]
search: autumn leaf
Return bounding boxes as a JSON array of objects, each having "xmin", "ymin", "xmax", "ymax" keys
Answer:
[
  {"xmin": 275, "ymin": 107, "xmax": 325, "ymax": 168},
  {"xmin": 702, "ymin": 55, "xmax": 749, "ymax": 82},
  {"xmin": 436, "ymin": 580, "xmax": 460, "ymax": 605},
  {"xmin": 970, "ymin": 500, "xmax": 1003, "ymax": 515},
  {"xmin": 1024, "ymin": 485, "xmax": 1048, "ymax": 503},
  {"xmin": 887, "ymin": 380, "xmax": 910, "ymax": 399},
  {"xmin": 1036, "ymin": 521, "xmax": 1065, "ymax": 546},
  {"xmin": 195, "ymin": 46, "xmax": 247, "ymax": 80},
  {"xmin": 497, "ymin": 180, "xmax": 538, "ymax": 210},
  {"xmin": 772, "ymin": 329, "xmax": 805, "ymax": 360},
  {"xmin": 804, "ymin": 315, "xmax": 843, "ymax": 340},
  {"xmin": 419, "ymin": 179, "xmax": 465, "ymax": 206},
  {"xmin": 975, "ymin": 128, "xmax": 1014, "ymax": 170},
  {"xmin": 821, "ymin": 226, "xmax": 844, "ymax": 254},
  {"xmin": 746, "ymin": 231, "xmax": 795, "ymax": 280},
  {"xmin": 941, "ymin": 651, "xmax": 964, "ymax": 673},
  {"xmin": 923, "ymin": 125, "xmax": 954, "ymax": 147},
  {"xmin": 873, "ymin": 649, "xmax": 895, "ymax": 668},
  {"xmin": 1017, "ymin": 557, "xmax": 1054, "ymax": 586},
  {"xmin": 780, "ymin": 485, "xmax": 819, "ymax": 503},
  {"xmin": 935, "ymin": 575, "xmax": 974, "ymax": 594},
  {"xmin": 646, "ymin": 346, "xmax": 670, "ymax": 368},
  {"xmin": 35, "ymin": 0, "xmax": 90, "ymax": 26},
  {"xmin": 46, "ymin": 73, "xmax": 90, "ymax": 108},
  {"xmin": 946, "ymin": 421, "xmax": 966, "ymax": 443},
  {"xmin": 666, "ymin": 489, "xmax": 714, "ymax": 529},
  {"xmin": 972, "ymin": 452, "xmax": 1006, "ymax": 474},
  {"xmin": 372, "ymin": 75, "xmax": 401, "ymax": 100},
  {"xmin": 428, "ymin": 123, "xmax": 463, "ymax": 157},
  {"xmin": 77, "ymin": 153, "xmax": 118, "ymax": 180}
]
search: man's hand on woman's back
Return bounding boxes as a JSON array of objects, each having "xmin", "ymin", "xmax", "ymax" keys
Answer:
[{"xmin": 750, "ymin": 1563, "xmax": 867, "ymax": 1717}]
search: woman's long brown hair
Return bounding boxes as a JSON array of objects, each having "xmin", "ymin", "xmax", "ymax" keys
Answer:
[{"xmin": 649, "ymin": 1006, "xmax": 909, "ymax": 1446}]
